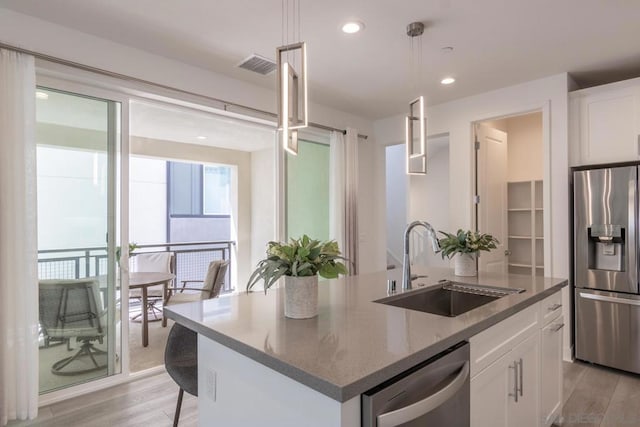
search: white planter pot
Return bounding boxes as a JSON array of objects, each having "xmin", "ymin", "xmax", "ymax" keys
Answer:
[
  {"xmin": 284, "ymin": 275, "xmax": 318, "ymax": 319},
  {"xmin": 454, "ymin": 253, "xmax": 477, "ymax": 276}
]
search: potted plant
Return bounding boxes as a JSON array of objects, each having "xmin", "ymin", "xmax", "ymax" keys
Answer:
[
  {"xmin": 247, "ymin": 235, "xmax": 348, "ymax": 319},
  {"xmin": 437, "ymin": 229, "xmax": 499, "ymax": 276}
]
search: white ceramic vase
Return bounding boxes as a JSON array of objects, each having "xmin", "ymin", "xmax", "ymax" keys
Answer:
[
  {"xmin": 284, "ymin": 275, "xmax": 319, "ymax": 319},
  {"xmin": 454, "ymin": 253, "xmax": 477, "ymax": 276}
]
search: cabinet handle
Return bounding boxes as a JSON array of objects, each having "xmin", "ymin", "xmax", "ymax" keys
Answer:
[
  {"xmin": 547, "ymin": 303, "xmax": 562, "ymax": 311},
  {"xmin": 509, "ymin": 362, "xmax": 518, "ymax": 402},
  {"xmin": 518, "ymin": 358, "xmax": 523, "ymax": 397},
  {"xmin": 551, "ymin": 323, "xmax": 565, "ymax": 332}
]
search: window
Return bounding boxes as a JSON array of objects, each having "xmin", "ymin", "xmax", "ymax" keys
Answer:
[
  {"xmin": 168, "ymin": 161, "xmax": 231, "ymax": 217},
  {"xmin": 203, "ymin": 166, "xmax": 231, "ymax": 215}
]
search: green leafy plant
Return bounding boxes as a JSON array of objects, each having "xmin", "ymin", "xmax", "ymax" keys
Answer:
[
  {"xmin": 437, "ymin": 229, "xmax": 499, "ymax": 259},
  {"xmin": 116, "ymin": 242, "xmax": 138, "ymax": 264},
  {"xmin": 247, "ymin": 235, "xmax": 348, "ymax": 293}
]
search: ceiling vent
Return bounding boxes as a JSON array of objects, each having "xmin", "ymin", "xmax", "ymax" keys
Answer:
[{"xmin": 237, "ymin": 54, "xmax": 277, "ymax": 75}]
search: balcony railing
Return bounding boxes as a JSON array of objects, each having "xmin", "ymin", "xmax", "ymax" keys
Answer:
[{"xmin": 37, "ymin": 240, "xmax": 236, "ymax": 294}]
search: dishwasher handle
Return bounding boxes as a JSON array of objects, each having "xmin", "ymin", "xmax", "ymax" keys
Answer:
[{"xmin": 376, "ymin": 362, "xmax": 470, "ymax": 427}]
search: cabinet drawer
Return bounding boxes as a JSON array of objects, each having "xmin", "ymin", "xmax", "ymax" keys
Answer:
[
  {"xmin": 470, "ymin": 303, "xmax": 539, "ymax": 378},
  {"xmin": 539, "ymin": 291, "xmax": 563, "ymax": 326}
]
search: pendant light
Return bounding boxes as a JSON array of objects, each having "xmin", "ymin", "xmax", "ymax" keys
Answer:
[
  {"xmin": 277, "ymin": 0, "xmax": 308, "ymax": 156},
  {"xmin": 405, "ymin": 22, "xmax": 427, "ymax": 175}
]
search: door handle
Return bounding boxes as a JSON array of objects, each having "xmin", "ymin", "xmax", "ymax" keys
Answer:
[
  {"xmin": 579, "ymin": 292, "xmax": 640, "ymax": 306},
  {"xmin": 504, "ymin": 249, "xmax": 511, "ymax": 256},
  {"xmin": 376, "ymin": 362, "xmax": 469, "ymax": 427},
  {"xmin": 509, "ymin": 362, "xmax": 518, "ymax": 403}
]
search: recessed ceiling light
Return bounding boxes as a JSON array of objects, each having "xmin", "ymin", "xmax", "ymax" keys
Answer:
[
  {"xmin": 341, "ymin": 21, "xmax": 364, "ymax": 34},
  {"xmin": 35, "ymin": 91, "xmax": 49, "ymax": 100},
  {"xmin": 196, "ymin": 136, "xmax": 207, "ymax": 140},
  {"xmin": 441, "ymin": 77, "xmax": 456, "ymax": 85}
]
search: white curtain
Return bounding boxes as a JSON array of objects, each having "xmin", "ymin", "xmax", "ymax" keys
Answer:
[
  {"xmin": 329, "ymin": 128, "xmax": 359, "ymax": 275},
  {"xmin": 0, "ymin": 49, "xmax": 39, "ymax": 425}
]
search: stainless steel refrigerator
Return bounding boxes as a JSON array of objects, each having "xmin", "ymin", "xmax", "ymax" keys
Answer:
[{"xmin": 574, "ymin": 165, "xmax": 640, "ymax": 374}]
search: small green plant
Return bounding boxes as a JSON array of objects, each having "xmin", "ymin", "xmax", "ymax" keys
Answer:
[
  {"xmin": 437, "ymin": 229, "xmax": 499, "ymax": 259},
  {"xmin": 116, "ymin": 242, "xmax": 138, "ymax": 264},
  {"xmin": 247, "ymin": 235, "xmax": 348, "ymax": 293}
]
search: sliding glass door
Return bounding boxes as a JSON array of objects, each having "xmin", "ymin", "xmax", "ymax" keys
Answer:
[
  {"xmin": 285, "ymin": 139, "xmax": 330, "ymax": 241},
  {"xmin": 36, "ymin": 86, "xmax": 122, "ymax": 393}
]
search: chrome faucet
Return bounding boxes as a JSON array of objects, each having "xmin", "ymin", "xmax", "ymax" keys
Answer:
[{"xmin": 402, "ymin": 221, "xmax": 441, "ymax": 290}]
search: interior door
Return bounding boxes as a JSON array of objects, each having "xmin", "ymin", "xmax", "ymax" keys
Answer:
[{"xmin": 477, "ymin": 124, "xmax": 508, "ymax": 273}]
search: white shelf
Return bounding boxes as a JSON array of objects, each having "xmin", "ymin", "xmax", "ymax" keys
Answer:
[{"xmin": 507, "ymin": 180, "xmax": 544, "ymax": 277}]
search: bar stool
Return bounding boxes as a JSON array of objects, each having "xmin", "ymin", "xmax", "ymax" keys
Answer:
[{"xmin": 164, "ymin": 323, "xmax": 198, "ymax": 426}]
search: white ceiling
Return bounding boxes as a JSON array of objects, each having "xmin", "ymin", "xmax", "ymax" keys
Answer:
[{"xmin": 4, "ymin": 0, "xmax": 640, "ymax": 119}]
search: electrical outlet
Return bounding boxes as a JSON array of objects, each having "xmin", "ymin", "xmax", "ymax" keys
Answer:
[{"xmin": 206, "ymin": 369, "xmax": 216, "ymax": 401}]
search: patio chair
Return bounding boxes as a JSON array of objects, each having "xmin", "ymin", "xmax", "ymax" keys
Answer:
[
  {"xmin": 162, "ymin": 259, "xmax": 229, "ymax": 327},
  {"xmin": 164, "ymin": 322, "xmax": 197, "ymax": 427},
  {"xmin": 130, "ymin": 251, "xmax": 174, "ymax": 321},
  {"xmin": 39, "ymin": 278, "xmax": 107, "ymax": 375}
]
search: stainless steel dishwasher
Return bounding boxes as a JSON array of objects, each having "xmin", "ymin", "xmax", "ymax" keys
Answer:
[{"xmin": 362, "ymin": 342, "xmax": 469, "ymax": 427}]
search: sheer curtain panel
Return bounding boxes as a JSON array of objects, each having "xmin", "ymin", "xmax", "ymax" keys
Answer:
[
  {"xmin": 329, "ymin": 128, "xmax": 359, "ymax": 275},
  {"xmin": 0, "ymin": 49, "xmax": 39, "ymax": 425},
  {"xmin": 329, "ymin": 131, "xmax": 345, "ymax": 253},
  {"xmin": 344, "ymin": 128, "xmax": 359, "ymax": 275}
]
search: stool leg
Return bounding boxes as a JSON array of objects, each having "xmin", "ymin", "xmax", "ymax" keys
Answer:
[{"xmin": 173, "ymin": 388, "xmax": 184, "ymax": 427}]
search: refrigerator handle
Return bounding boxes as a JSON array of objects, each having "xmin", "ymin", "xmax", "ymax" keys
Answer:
[{"xmin": 632, "ymin": 167, "xmax": 639, "ymax": 293}]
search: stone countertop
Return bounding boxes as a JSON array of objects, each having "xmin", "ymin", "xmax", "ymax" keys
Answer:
[{"xmin": 164, "ymin": 267, "xmax": 568, "ymax": 402}]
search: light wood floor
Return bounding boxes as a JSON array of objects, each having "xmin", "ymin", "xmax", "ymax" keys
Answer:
[
  {"xmin": 9, "ymin": 359, "xmax": 640, "ymax": 426},
  {"xmin": 8, "ymin": 372, "xmax": 197, "ymax": 427},
  {"xmin": 558, "ymin": 360, "xmax": 640, "ymax": 426}
]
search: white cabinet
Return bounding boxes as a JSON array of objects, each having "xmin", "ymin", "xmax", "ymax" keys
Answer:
[
  {"xmin": 509, "ymin": 333, "xmax": 540, "ymax": 427},
  {"xmin": 470, "ymin": 291, "xmax": 563, "ymax": 427},
  {"xmin": 540, "ymin": 292, "xmax": 564, "ymax": 426},
  {"xmin": 470, "ymin": 352, "xmax": 511, "ymax": 427},
  {"xmin": 570, "ymin": 80, "xmax": 640, "ymax": 166},
  {"xmin": 471, "ymin": 329, "xmax": 540, "ymax": 427}
]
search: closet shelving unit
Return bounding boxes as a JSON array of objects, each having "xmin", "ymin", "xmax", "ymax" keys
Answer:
[{"xmin": 507, "ymin": 180, "xmax": 544, "ymax": 276}]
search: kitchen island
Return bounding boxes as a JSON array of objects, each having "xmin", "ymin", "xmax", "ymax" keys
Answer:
[{"xmin": 164, "ymin": 267, "xmax": 567, "ymax": 426}]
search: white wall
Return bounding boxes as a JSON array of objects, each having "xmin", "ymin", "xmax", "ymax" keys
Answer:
[
  {"xmin": 374, "ymin": 73, "xmax": 571, "ymax": 358},
  {"xmin": 385, "ymin": 144, "xmax": 407, "ymax": 266},
  {"xmin": 374, "ymin": 74, "xmax": 569, "ymax": 280},
  {"xmin": 408, "ymin": 138, "xmax": 450, "ymax": 268},
  {"xmin": 129, "ymin": 156, "xmax": 167, "ymax": 244},
  {"xmin": 506, "ymin": 113, "xmax": 543, "ymax": 182},
  {"xmin": 357, "ymin": 140, "xmax": 387, "ymax": 274},
  {"xmin": 251, "ymin": 146, "xmax": 276, "ymax": 268}
]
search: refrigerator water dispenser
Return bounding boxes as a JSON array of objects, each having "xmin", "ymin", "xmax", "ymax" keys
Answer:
[{"xmin": 587, "ymin": 225, "xmax": 625, "ymax": 272}]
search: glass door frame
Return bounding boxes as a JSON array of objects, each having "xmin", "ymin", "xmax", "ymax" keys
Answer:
[{"xmin": 36, "ymin": 72, "xmax": 132, "ymax": 406}]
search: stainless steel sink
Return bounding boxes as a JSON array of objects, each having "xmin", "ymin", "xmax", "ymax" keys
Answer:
[{"xmin": 375, "ymin": 281, "xmax": 525, "ymax": 317}]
